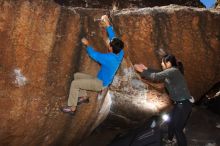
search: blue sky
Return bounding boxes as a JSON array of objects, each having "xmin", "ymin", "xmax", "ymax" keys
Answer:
[{"xmin": 200, "ymin": 0, "xmax": 216, "ymax": 8}]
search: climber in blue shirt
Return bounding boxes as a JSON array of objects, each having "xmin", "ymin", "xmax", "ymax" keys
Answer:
[
  {"xmin": 61, "ymin": 15, "xmax": 124, "ymax": 115},
  {"xmin": 86, "ymin": 26, "xmax": 124, "ymax": 87}
]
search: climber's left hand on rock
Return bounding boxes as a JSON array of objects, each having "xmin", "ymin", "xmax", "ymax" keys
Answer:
[
  {"xmin": 101, "ymin": 15, "xmax": 110, "ymax": 27},
  {"xmin": 81, "ymin": 37, "xmax": 89, "ymax": 46}
]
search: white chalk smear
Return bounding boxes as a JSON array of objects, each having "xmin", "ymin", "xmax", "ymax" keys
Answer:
[
  {"xmin": 14, "ymin": 68, "xmax": 27, "ymax": 87},
  {"xmin": 214, "ymin": 91, "xmax": 220, "ymax": 97},
  {"xmin": 216, "ymin": 123, "xmax": 220, "ymax": 129},
  {"xmin": 205, "ymin": 142, "xmax": 217, "ymax": 146}
]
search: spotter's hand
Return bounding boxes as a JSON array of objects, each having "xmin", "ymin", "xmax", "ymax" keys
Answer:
[{"xmin": 134, "ymin": 64, "xmax": 148, "ymax": 73}]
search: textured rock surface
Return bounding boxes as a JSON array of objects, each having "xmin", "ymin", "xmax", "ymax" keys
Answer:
[
  {"xmin": 109, "ymin": 60, "xmax": 170, "ymax": 121},
  {"xmin": 216, "ymin": 0, "xmax": 220, "ymax": 8},
  {"xmin": 0, "ymin": 1, "xmax": 110, "ymax": 146},
  {"xmin": 112, "ymin": 5, "xmax": 220, "ymax": 100},
  {"xmin": 54, "ymin": 0, "xmax": 205, "ymax": 9},
  {"xmin": 0, "ymin": 0, "xmax": 220, "ymax": 146}
]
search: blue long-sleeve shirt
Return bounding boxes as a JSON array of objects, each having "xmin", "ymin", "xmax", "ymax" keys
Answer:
[{"xmin": 86, "ymin": 26, "xmax": 124, "ymax": 87}]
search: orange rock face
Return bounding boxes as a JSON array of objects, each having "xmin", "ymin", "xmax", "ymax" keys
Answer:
[
  {"xmin": 0, "ymin": 1, "xmax": 110, "ymax": 146},
  {"xmin": 216, "ymin": 0, "xmax": 220, "ymax": 8},
  {"xmin": 0, "ymin": 1, "xmax": 219, "ymax": 146},
  {"xmin": 113, "ymin": 5, "xmax": 220, "ymax": 99}
]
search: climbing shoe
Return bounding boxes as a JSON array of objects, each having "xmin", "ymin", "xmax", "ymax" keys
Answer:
[
  {"xmin": 77, "ymin": 97, "xmax": 89, "ymax": 105},
  {"xmin": 60, "ymin": 106, "xmax": 76, "ymax": 116}
]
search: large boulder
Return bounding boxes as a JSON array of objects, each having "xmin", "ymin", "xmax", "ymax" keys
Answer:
[
  {"xmin": 216, "ymin": 0, "xmax": 220, "ymax": 8},
  {"xmin": 0, "ymin": 1, "xmax": 111, "ymax": 146},
  {"xmin": 112, "ymin": 5, "xmax": 220, "ymax": 100}
]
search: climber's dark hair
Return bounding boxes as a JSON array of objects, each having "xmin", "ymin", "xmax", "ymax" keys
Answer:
[
  {"xmin": 110, "ymin": 37, "xmax": 124, "ymax": 54},
  {"xmin": 162, "ymin": 54, "xmax": 184, "ymax": 74}
]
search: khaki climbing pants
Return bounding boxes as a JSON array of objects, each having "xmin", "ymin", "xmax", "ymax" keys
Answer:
[{"xmin": 68, "ymin": 72, "xmax": 103, "ymax": 107}]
